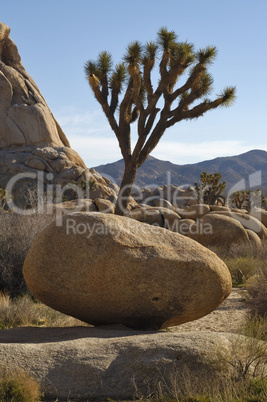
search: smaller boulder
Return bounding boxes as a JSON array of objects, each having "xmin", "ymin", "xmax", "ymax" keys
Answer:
[
  {"xmin": 177, "ymin": 204, "xmax": 210, "ymax": 220},
  {"xmin": 153, "ymin": 198, "xmax": 174, "ymax": 210},
  {"xmin": 246, "ymin": 229, "xmax": 262, "ymax": 249},
  {"xmin": 128, "ymin": 206, "xmax": 164, "ymax": 227},
  {"xmin": 173, "ymin": 219, "xmax": 195, "ymax": 236},
  {"xmin": 209, "ymin": 211, "xmax": 267, "ymax": 240},
  {"xmin": 94, "ymin": 198, "xmax": 115, "ymax": 214},
  {"xmin": 188, "ymin": 214, "xmax": 250, "ymax": 248},
  {"xmin": 250, "ymin": 208, "xmax": 267, "ymax": 229}
]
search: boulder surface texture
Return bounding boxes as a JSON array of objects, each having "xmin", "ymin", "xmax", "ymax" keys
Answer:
[
  {"xmin": 0, "ymin": 327, "xmax": 248, "ymax": 401},
  {"xmin": 23, "ymin": 212, "xmax": 232, "ymax": 330}
]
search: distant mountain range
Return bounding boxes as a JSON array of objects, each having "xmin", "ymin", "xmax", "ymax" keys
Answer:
[{"xmin": 92, "ymin": 149, "xmax": 267, "ymax": 194}]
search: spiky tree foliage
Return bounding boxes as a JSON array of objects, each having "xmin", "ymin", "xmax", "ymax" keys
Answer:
[
  {"xmin": 84, "ymin": 28, "xmax": 236, "ymax": 214},
  {"xmin": 194, "ymin": 172, "xmax": 226, "ymax": 205},
  {"xmin": 232, "ymin": 189, "xmax": 267, "ymax": 211}
]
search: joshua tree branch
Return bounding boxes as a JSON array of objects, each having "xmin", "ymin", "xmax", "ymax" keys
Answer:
[{"xmin": 170, "ymin": 64, "xmax": 206, "ymax": 101}]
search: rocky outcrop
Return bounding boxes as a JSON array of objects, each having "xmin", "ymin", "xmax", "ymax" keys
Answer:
[
  {"xmin": 133, "ymin": 184, "xmax": 197, "ymax": 207},
  {"xmin": 0, "ymin": 145, "xmax": 119, "ymax": 209},
  {"xmin": 121, "ymin": 203, "xmax": 267, "ymax": 250},
  {"xmin": 0, "ymin": 327, "xmax": 259, "ymax": 401},
  {"xmin": 0, "ymin": 22, "xmax": 69, "ymax": 149},
  {"xmin": 0, "ymin": 22, "xmax": 120, "ymax": 207},
  {"xmin": 23, "ymin": 212, "xmax": 232, "ymax": 330}
]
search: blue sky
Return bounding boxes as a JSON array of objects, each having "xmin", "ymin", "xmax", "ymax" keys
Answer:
[{"xmin": 1, "ymin": 0, "xmax": 267, "ymax": 167}]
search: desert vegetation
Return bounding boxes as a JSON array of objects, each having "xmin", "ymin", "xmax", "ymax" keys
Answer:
[
  {"xmin": 0, "ymin": 292, "xmax": 85, "ymax": 331},
  {"xmin": 0, "ymin": 206, "xmax": 53, "ymax": 297},
  {"xmin": 0, "ymin": 183, "xmax": 267, "ymax": 401},
  {"xmin": 232, "ymin": 189, "xmax": 267, "ymax": 211},
  {"xmin": 0, "ymin": 215, "xmax": 267, "ymax": 401},
  {"xmin": 194, "ymin": 172, "xmax": 226, "ymax": 206},
  {"xmin": 0, "ymin": 368, "xmax": 42, "ymax": 402}
]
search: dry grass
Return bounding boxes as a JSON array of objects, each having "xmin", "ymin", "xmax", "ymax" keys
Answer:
[
  {"xmin": 0, "ymin": 367, "xmax": 42, "ymax": 402},
  {"xmin": 208, "ymin": 241, "xmax": 267, "ymax": 287},
  {"xmin": 246, "ymin": 269, "xmax": 267, "ymax": 319},
  {"xmin": 0, "ymin": 208, "xmax": 53, "ymax": 296},
  {"xmin": 0, "ymin": 292, "xmax": 41, "ymax": 330},
  {"xmin": 223, "ymin": 256, "xmax": 261, "ymax": 287},
  {"xmin": 0, "ymin": 292, "xmax": 86, "ymax": 330},
  {"xmin": 135, "ymin": 323, "xmax": 267, "ymax": 401},
  {"xmin": 211, "ymin": 240, "xmax": 267, "ymax": 319},
  {"xmin": 135, "ymin": 369, "xmax": 267, "ymax": 401}
]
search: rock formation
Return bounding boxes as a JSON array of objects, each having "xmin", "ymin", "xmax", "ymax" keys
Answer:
[
  {"xmin": 0, "ymin": 327, "xmax": 256, "ymax": 401},
  {"xmin": 126, "ymin": 203, "xmax": 267, "ymax": 250},
  {"xmin": 0, "ymin": 22, "xmax": 69, "ymax": 149},
  {"xmin": 0, "ymin": 22, "xmax": 116, "ymax": 206},
  {"xmin": 23, "ymin": 212, "xmax": 232, "ymax": 330}
]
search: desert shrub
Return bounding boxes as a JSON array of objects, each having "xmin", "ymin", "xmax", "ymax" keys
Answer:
[
  {"xmin": 136, "ymin": 320, "xmax": 267, "ymax": 402},
  {"xmin": 246, "ymin": 268, "xmax": 267, "ymax": 319},
  {"xmin": 213, "ymin": 331, "xmax": 267, "ymax": 384},
  {"xmin": 231, "ymin": 189, "xmax": 267, "ymax": 211},
  {"xmin": 0, "ymin": 208, "xmax": 53, "ymax": 297},
  {"xmin": 228, "ymin": 240, "xmax": 267, "ymax": 260},
  {"xmin": 223, "ymin": 256, "xmax": 260, "ymax": 287},
  {"xmin": 241, "ymin": 314, "xmax": 267, "ymax": 342},
  {"xmin": 208, "ymin": 242, "xmax": 267, "ymax": 288},
  {"xmin": 209, "ymin": 240, "xmax": 267, "ymax": 260},
  {"xmin": 0, "ymin": 368, "xmax": 42, "ymax": 401}
]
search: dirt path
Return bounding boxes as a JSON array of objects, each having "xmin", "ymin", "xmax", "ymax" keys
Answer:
[{"xmin": 169, "ymin": 288, "xmax": 248, "ymax": 333}]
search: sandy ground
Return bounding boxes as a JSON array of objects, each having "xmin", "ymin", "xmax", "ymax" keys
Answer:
[{"xmin": 169, "ymin": 288, "xmax": 248, "ymax": 333}]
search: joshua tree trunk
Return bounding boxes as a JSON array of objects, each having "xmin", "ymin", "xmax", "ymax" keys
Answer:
[{"xmin": 115, "ymin": 160, "xmax": 138, "ymax": 215}]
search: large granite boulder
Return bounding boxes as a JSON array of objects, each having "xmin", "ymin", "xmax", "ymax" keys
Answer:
[{"xmin": 23, "ymin": 212, "xmax": 232, "ymax": 330}]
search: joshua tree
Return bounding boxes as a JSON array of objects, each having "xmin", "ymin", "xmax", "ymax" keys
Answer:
[
  {"xmin": 194, "ymin": 172, "xmax": 226, "ymax": 205},
  {"xmin": 84, "ymin": 28, "xmax": 236, "ymax": 215},
  {"xmin": 232, "ymin": 189, "xmax": 267, "ymax": 211}
]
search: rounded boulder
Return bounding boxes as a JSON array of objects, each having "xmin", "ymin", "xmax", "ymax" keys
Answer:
[
  {"xmin": 188, "ymin": 214, "xmax": 250, "ymax": 248},
  {"xmin": 23, "ymin": 212, "xmax": 232, "ymax": 330}
]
